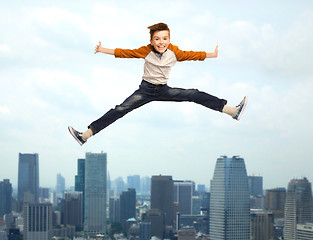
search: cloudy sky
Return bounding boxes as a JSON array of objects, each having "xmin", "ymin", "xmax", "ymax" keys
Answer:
[{"xmin": 1, "ymin": 0, "xmax": 313, "ymax": 190}]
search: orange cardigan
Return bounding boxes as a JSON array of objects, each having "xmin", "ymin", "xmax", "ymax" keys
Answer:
[{"xmin": 114, "ymin": 44, "xmax": 207, "ymax": 85}]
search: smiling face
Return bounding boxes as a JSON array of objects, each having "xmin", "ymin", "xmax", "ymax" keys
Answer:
[{"xmin": 150, "ymin": 30, "xmax": 170, "ymax": 54}]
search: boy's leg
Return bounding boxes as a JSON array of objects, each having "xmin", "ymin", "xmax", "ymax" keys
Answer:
[
  {"xmin": 159, "ymin": 85, "xmax": 227, "ymax": 112},
  {"xmin": 159, "ymin": 85, "xmax": 247, "ymax": 120},
  {"xmin": 88, "ymin": 84, "xmax": 152, "ymax": 135}
]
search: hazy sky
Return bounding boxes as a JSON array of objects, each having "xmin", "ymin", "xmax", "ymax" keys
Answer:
[{"xmin": 1, "ymin": 0, "xmax": 313, "ymax": 189}]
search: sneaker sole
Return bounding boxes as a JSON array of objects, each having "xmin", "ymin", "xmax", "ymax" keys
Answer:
[
  {"xmin": 236, "ymin": 96, "xmax": 248, "ymax": 121},
  {"xmin": 68, "ymin": 126, "xmax": 84, "ymax": 146}
]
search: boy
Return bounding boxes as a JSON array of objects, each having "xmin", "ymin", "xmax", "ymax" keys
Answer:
[{"xmin": 68, "ymin": 23, "xmax": 247, "ymax": 146}]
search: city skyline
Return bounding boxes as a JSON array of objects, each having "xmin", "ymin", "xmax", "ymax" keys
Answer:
[
  {"xmin": 5, "ymin": 152, "xmax": 313, "ymax": 192},
  {"xmin": 1, "ymin": 1, "xmax": 313, "ymax": 189},
  {"xmin": 1, "ymin": 152, "xmax": 313, "ymax": 239}
]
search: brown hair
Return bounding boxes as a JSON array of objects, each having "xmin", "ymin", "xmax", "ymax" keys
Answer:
[{"xmin": 147, "ymin": 23, "xmax": 170, "ymax": 40}]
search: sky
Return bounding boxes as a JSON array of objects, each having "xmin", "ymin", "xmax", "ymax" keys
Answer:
[{"xmin": 1, "ymin": 0, "xmax": 313, "ymax": 190}]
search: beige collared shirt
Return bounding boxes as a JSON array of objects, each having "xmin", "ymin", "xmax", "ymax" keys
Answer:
[{"xmin": 114, "ymin": 44, "xmax": 207, "ymax": 85}]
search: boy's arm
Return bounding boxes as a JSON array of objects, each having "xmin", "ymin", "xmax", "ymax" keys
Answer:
[
  {"xmin": 94, "ymin": 42, "xmax": 115, "ymax": 55},
  {"xmin": 94, "ymin": 41, "xmax": 151, "ymax": 58},
  {"xmin": 170, "ymin": 44, "xmax": 218, "ymax": 61},
  {"xmin": 206, "ymin": 45, "xmax": 218, "ymax": 58}
]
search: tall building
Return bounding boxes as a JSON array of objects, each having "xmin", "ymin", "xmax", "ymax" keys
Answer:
[
  {"xmin": 284, "ymin": 177, "xmax": 313, "ymax": 240},
  {"xmin": 151, "ymin": 175, "xmax": 174, "ymax": 227},
  {"xmin": 84, "ymin": 152, "xmax": 107, "ymax": 234},
  {"xmin": 56, "ymin": 173, "xmax": 65, "ymax": 198},
  {"xmin": 265, "ymin": 188, "xmax": 286, "ymax": 219},
  {"xmin": 197, "ymin": 184, "xmax": 206, "ymax": 192},
  {"xmin": 23, "ymin": 203, "xmax": 53, "ymax": 240},
  {"xmin": 75, "ymin": 158, "xmax": 85, "ymax": 221},
  {"xmin": 174, "ymin": 180, "xmax": 195, "ymax": 215},
  {"xmin": 114, "ymin": 177, "xmax": 126, "ymax": 195},
  {"xmin": 39, "ymin": 188, "xmax": 50, "ymax": 200},
  {"xmin": 209, "ymin": 156, "xmax": 250, "ymax": 240},
  {"xmin": 297, "ymin": 223, "xmax": 313, "ymax": 240},
  {"xmin": 127, "ymin": 175, "xmax": 140, "ymax": 193},
  {"xmin": 120, "ymin": 188, "xmax": 136, "ymax": 231},
  {"xmin": 248, "ymin": 175, "xmax": 263, "ymax": 197},
  {"xmin": 139, "ymin": 222, "xmax": 151, "ymax": 240},
  {"xmin": 75, "ymin": 159, "xmax": 85, "ymax": 193},
  {"xmin": 141, "ymin": 176, "xmax": 151, "ymax": 194},
  {"xmin": 107, "ymin": 173, "xmax": 112, "ymax": 197},
  {"xmin": 62, "ymin": 192, "xmax": 83, "ymax": 228},
  {"xmin": 109, "ymin": 197, "xmax": 120, "ymax": 223},
  {"xmin": 250, "ymin": 210, "xmax": 274, "ymax": 240},
  {"xmin": 18, "ymin": 153, "xmax": 39, "ymax": 206},
  {"xmin": 0, "ymin": 179, "xmax": 12, "ymax": 217},
  {"xmin": 145, "ymin": 209, "xmax": 164, "ymax": 239},
  {"xmin": 192, "ymin": 196, "xmax": 202, "ymax": 215},
  {"xmin": 0, "ymin": 231, "xmax": 7, "ymax": 240}
]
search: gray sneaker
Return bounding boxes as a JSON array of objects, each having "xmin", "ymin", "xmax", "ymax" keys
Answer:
[
  {"xmin": 68, "ymin": 126, "xmax": 86, "ymax": 146},
  {"xmin": 233, "ymin": 96, "xmax": 248, "ymax": 121}
]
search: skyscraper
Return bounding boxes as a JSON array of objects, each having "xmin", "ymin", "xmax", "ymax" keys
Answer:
[
  {"xmin": 62, "ymin": 191, "xmax": 83, "ymax": 228},
  {"xmin": 75, "ymin": 158, "xmax": 85, "ymax": 222},
  {"xmin": 248, "ymin": 175, "xmax": 263, "ymax": 197},
  {"xmin": 18, "ymin": 153, "xmax": 39, "ymax": 206},
  {"xmin": 209, "ymin": 156, "xmax": 250, "ymax": 240},
  {"xmin": 284, "ymin": 177, "xmax": 313, "ymax": 240},
  {"xmin": 0, "ymin": 179, "xmax": 12, "ymax": 217},
  {"xmin": 75, "ymin": 158, "xmax": 85, "ymax": 193},
  {"xmin": 174, "ymin": 180, "xmax": 195, "ymax": 215},
  {"xmin": 139, "ymin": 222, "xmax": 151, "ymax": 240},
  {"xmin": 265, "ymin": 188, "xmax": 286, "ymax": 219},
  {"xmin": 141, "ymin": 176, "xmax": 151, "ymax": 194},
  {"xmin": 296, "ymin": 223, "xmax": 313, "ymax": 239},
  {"xmin": 197, "ymin": 184, "xmax": 206, "ymax": 192},
  {"xmin": 23, "ymin": 203, "xmax": 53, "ymax": 240},
  {"xmin": 56, "ymin": 173, "xmax": 65, "ymax": 198},
  {"xmin": 250, "ymin": 210, "xmax": 274, "ymax": 240},
  {"xmin": 109, "ymin": 196, "xmax": 120, "ymax": 223},
  {"xmin": 114, "ymin": 177, "xmax": 126, "ymax": 195},
  {"xmin": 151, "ymin": 175, "xmax": 174, "ymax": 227},
  {"xmin": 145, "ymin": 209, "xmax": 164, "ymax": 239},
  {"xmin": 127, "ymin": 175, "xmax": 140, "ymax": 193},
  {"xmin": 120, "ymin": 188, "xmax": 136, "ymax": 231},
  {"xmin": 84, "ymin": 152, "xmax": 107, "ymax": 234}
]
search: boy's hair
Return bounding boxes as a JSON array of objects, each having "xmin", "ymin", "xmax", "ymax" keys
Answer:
[{"xmin": 147, "ymin": 23, "xmax": 170, "ymax": 39}]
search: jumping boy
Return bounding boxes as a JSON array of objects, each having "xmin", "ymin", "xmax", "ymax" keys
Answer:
[{"xmin": 68, "ymin": 23, "xmax": 248, "ymax": 146}]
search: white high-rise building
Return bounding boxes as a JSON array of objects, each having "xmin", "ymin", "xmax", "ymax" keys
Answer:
[
  {"xmin": 84, "ymin": 152, "xmax": 107, "ymax": 234},
  {"xmin": 23, "ymin": 203, "xmax": 53, "ymax": 240},
  {"xmin": 284, "ymin": 177, "xmax": 313, "ymax": 240},
  {"xmin": 209, "ymin": 156, "xmax": 250, "ymax": 240}
]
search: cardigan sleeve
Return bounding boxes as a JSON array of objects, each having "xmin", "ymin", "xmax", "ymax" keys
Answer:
[
  {"xmin": 114, "ymin": 45, "xmax": 153, "ymax": 59},
  {"xmin": 168, "ymin": 44, "xmax": 207, "ymax": 61}
]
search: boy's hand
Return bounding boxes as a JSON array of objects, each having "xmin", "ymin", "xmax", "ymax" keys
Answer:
[
  {"xmin": 214, "ymin": 45, "xmax": 218, "ymax": 57},
  {"xmin": 94, "ymin": 42, "xmax": 115, "ymax": 55},
  {"xmin": 206, "ymin": 45, "xmax": 218, "ymax": 58},
  {"xmin": 94, "ymin": 41, "xmax": 102, "ymax": 54}
]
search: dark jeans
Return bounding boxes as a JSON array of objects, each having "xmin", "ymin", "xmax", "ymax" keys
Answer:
[{"xmin": 89, "ymin": 80, "xmax": 227, "ymax": 134}]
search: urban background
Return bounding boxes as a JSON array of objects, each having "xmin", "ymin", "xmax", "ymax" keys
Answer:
[
  {"xmin": 2, "ymin": 1, "xmax": 313, "ymax": 240},
  {"xmin": 0, "ymin": 152, "xmax": 312, "ymax": 240}
]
